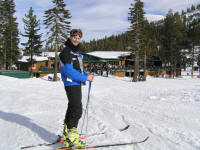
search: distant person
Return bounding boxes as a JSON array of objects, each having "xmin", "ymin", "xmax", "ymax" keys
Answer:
[
  {"xmin": 91, "ymin": 64, "xmax": 97, "ymax": 74},
  {"xmin": 59, "ymin": 29, "xmax": 94, "ymax": 148}
]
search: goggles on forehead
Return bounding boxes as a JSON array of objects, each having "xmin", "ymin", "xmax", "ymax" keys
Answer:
[{"xmin": 70, "ymin": 29, "xmax": 82, "ymax": 38}]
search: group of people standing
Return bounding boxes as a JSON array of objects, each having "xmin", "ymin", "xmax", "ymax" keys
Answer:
[{"xmin": 89, "ymin": 63, "xmax": 109, "ymax": 77}]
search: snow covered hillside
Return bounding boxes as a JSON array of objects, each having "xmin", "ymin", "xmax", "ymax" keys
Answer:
[{"xmin": 0, "ymin": 75, "xmax": 200, "ymax": 150}]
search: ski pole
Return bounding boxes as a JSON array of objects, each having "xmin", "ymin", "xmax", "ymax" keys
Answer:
[{"xmin": 81, "ymin": 81, "xmax": 92, "ymax": 135}]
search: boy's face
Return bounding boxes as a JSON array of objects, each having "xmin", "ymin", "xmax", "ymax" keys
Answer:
[{"xmin": 70, "ymin": 35, "xmax": 81, "ymax": 46}]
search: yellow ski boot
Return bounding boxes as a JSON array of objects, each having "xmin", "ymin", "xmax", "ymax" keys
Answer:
[
  {"xmin": 62, "ymin": 124, "xmax": 68, "ymax": 142},
  {"xmin": 62, "ymin": 125, "xmax": 85, "ymax": 148}
]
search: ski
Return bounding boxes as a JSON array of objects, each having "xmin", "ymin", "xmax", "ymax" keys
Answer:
[
  {"xmin": 20, "ymin": 125, "xmax": 129, "ymax": 149},
  {"xmin": 56, "ymin": 136, "xmax": 149, "ymax": 150},
  {"xmin": 61, "ymin": 125, "xmax": 130, "ymax": 143},
  {"xmin": 20, "ymin": 135, "xmax": 62, "ymax": 149},
  {"xmin": 82, "ymin": 125, "xmax": 130, "ymax": 138}
]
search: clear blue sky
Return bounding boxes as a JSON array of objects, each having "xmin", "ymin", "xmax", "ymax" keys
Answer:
[{"xmin": 15, "ymin": 0, "xmax": 199, "ymax": 45}]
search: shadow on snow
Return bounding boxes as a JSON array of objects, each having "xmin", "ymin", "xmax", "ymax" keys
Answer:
[{"xmin": 0, "ymin": 110, "xmax": 57, "ymax": 143}]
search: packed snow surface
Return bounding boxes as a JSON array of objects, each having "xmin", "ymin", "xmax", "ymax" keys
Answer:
[{"xmin": 0, "ymin": 74, "xmax": 200, "ymax": 150}]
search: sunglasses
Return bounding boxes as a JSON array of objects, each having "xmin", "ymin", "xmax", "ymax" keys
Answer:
[{"xmin": 71, "ymin": 29, "xmax": 82, "ymax": 38}]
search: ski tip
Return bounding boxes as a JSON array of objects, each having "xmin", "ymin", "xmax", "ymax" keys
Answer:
[
  {"xmin": 144, "ymin": 136, "xmax": 149, "ymax": 142},
  {"xmin": 119, "ymin": 125, "xmax": 130, "ymax": 132}
]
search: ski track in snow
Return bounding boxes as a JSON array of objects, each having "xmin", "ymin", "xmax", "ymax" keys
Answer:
[{"xmin": 0, "ymin": 74, "xmax": 200, "ymax": 150}]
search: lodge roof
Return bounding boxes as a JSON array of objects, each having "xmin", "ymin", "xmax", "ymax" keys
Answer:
[
  {"xmin": 18, "ymin": 56, "xmax": 48, "ymax": 62},
  {"xmin": 41, "ymin": 52, "xmax": 61, "ymax": 58},
  {"xmin": 86, "ymin": 51, "xmax": 131, "ymax": 60}
]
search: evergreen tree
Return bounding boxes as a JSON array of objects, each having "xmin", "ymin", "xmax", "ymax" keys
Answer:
[
  {"xmin": 21, "ymin": 7, "xmax": 43, "ymax": 77},
  {"xmin": 178, "ymin": 3, "xmax": 200, "ymax": 74},
  {"xmin": 181, "ymin": 10, "xmax": 187, "ymax": 25},
  {"xmin": 128, "ymin": 0, "xmax": 145, "ymax": 82},
  {"xmin": 187, "ymin": 12, "xmax": 200, "ymax": 77},
  {"xmin": 197, "ymin": 4, "xmax": 200, "ymax": 10},
  {"xmin": 162, "ymin": 10, "xmax": 187, "ymax": 78},
  {"xmin": 187, "ymin": 8, "xmax": 190, "ymax": 13},
  {"xmin": 191, "ymin": 5, "xmax": 196, "ymax": 11},
  {"xmin": 0, "ymin": 0, "xmax": 4, "ymax": 67},
  {"xmin": 1, "ymin": 0, "xmax": 19, "ymax": 69},
  {"xmin": 162, "ymin": 10, "xmax": 175, "ymax": 75},
  {"xmin": 173, "ymin": 12, "xmax": 188, "ymax": 75},
  {"xmin": 44, "ymin": 0, "xmax": 71, "ymax": 81},
  {"xmin": 81, "ymin": 3, "xmax": 200, "ymax": 78},
  {"xmin": 142, "ymin": 20, "xmax": 158, "ymax": 79}
]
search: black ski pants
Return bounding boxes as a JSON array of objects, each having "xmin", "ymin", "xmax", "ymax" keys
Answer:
[{"xmin": 64, "ymin": 85, "xmax": 82, "ymax": 129}]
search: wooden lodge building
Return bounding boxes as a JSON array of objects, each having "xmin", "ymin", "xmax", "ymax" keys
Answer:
[
  {"xmin": 16, "ymin": 51, "xmax": 167, "ymax": 78},
  {"xmin": 83, "ymin": 51, "xmax": 131, "ymax": 77},
  {"xmin": 17, "ymin": 52, "xmax": 60, "ymax": 77},
  {"xmin": 83, "ymin": 51, "xmax": 166, "ymax": 77}
]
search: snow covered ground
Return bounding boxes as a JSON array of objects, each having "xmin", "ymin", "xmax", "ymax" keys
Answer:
[{"xmin": 0, "ymin": 74, "xmax": 200, "ymax": 150}]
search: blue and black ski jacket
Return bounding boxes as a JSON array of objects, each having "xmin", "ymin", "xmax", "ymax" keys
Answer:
[{"xmin": 59, "ymin": 39, "xmax": 88, "ymax": 86}]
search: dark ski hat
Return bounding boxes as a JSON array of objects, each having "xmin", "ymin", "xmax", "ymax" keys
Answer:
[{"xmin": 70, "ymin": 29, "xmax": 82, "ymax": 38}]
